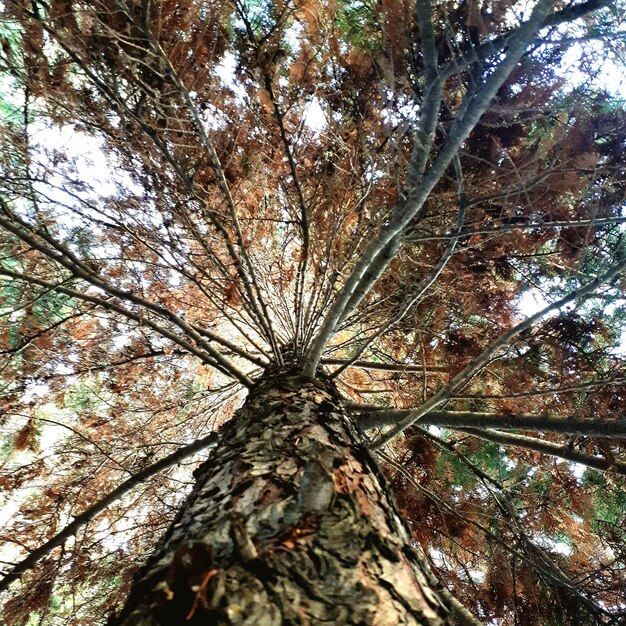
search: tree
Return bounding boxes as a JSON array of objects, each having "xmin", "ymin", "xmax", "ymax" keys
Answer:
[{"xmin": 1, "ymin": 0, "xmax": 625, "ymax": 623}]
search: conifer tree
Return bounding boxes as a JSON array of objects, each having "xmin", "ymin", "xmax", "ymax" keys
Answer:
[{"xmin": 1, "ymin": 0, "xmax": 625, "ymax": 624}]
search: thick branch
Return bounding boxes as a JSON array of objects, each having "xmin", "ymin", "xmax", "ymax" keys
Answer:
[
  {"xmin": 303, "ymin": 0, "xmax": 558, "ymax": 375},
  {"xmin": 322, "ymin": 358, "xmax": 445, "ymax": 373},
  {"xmin": 332, "ymin": 171, "xmax": 467, "ymax": 377},
  {"xmin": 451, "ymin": 375, "xmax": 626, "ymax": 400},
  {"xmin": 459, "ymin": 428, "xmax": 626, "ymax": 476},
  {"xmin": 358, "ymin": 409, "xmax": 626, "ymax": 438},
  {"xmin": 411, "ymin": 216, "xmax": 626, "ymax": 243},
  {"xmin": 407, "ymin": 0, "xmax": 443, "ymax": 183}
]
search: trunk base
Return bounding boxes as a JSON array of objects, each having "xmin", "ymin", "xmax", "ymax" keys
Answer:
[{"xmin": 112, "ymin": 373, "xmax": 461, "ymax": 625}]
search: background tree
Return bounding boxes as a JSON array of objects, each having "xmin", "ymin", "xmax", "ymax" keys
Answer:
[{"xmin": 0, "ymin": 0, "xmax": 625, "ymax": 624}]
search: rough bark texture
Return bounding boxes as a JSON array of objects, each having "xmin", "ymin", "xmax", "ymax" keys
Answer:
[{"xmin": 111, "ymin": 369, "xmax": 461, "ymax": 625}]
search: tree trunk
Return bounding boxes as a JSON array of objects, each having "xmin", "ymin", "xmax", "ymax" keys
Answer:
[{"xmin": 111, "ymin": 369, "xmax": 470, "ymax": 626}]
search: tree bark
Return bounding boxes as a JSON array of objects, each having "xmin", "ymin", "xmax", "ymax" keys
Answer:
[{"xmin": 111, "ymin": 369, "xmax": 467, "ymax": 626}]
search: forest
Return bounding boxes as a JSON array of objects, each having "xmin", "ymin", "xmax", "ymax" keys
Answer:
[{"xmin": 0, "ymin": 0, "xmax": 625, "ymax": 624}]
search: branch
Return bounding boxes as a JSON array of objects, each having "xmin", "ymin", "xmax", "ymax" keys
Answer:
[
  {"xmin": 452, "ymin": 376, "xmax": 626, "ymax": 400},
  {"xmin": 0, "ymin": 203, "xmax": 253, "ymax": 385},
  {"xmin": 0, "ymin": 432, "xmax": 218, "ymax": 594},
  {"xmin": 379, "ymin": 448, "xmax": 597, "ymax": 621},
  {"xmin": 440, "ymin": 0, "xmax": 612, "ymax": 81},
  {"xmin": 322, "ymin": 358, "xmax": 445, "ymax": 373},
  {"xmin": 229, "ymin": 2, "xmax": 310, "ymax": 351},
  {"xmin": 397, "ymin": 429, "xmax": 620, "ymax": 619},
  {"xmin": 410, "ymin": 216, "xmax": 626, "ymax": 243},
  {"xmin": 459, "ymin": 428, "xmax": 626, "ymax": 476},
  {"xmin": 136, "ymin": 8, "xmax": 281, "ymax": 359},
  {"xmin": 0, "ymin": 268, "xmax": 253, "ymax": 386},
  {"xmin": 0, "ymin": 307, "xmax": 89, "ymax": 356},
  {"xmin": 380, "ymin": 452, "xmax": 488, "ymax": 625},
  {"xmin": 335, "ymin": 238, "xmax": 402, "ymax": 331},
  {"xmin": 331, "ymin": 162, "xmax": 467, "ymax": 378},
  {"xmin": 16, "ymin": 1, "xmax": 277, "ymax": 356},
  {"xmin": 260, "ymin": 72, "xmax": 310, "ymax": 351},
  {"xmin": 407, "ymin": 0, "xmax": 443, "ymax": 184},
  {"xmin": 357, "ymin": 409, "xmax": 626, "ymax": 438},
  {"xmin": 370, "ymin": 256, "xmax": 626, "ymax": 449},
  {"xmin": 303, "ymin": 0, "xmax": 558, "ymax": 375}
]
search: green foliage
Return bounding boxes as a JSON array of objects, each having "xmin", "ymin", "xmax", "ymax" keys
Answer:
[
  {"xmin": 0, "ymin": 431, "xmax": 12, "ymax": 460},
  {"xmin": 0, "ymin": 20, "xmax": 23, "ymax": 124},
  {"xmin": 437, "ymin": 448, "xmax": 476, "ymax": 488},
  {"xmin": 436, "ymin": 442, "xmax": 514, "ymax": 489},
  {"xmin": 336, "ymin": 0, "xmax": 381, "ymax": 52},
  {"xmin": 234, "ymin": 0, "xmax": 281, "ymax": 39},
  {"xmin": 584, "ymin": 469, "xmax": 626, "ymax": 531},
  {"xmin": 529, "ymin": 472, "xmax": 553, "ymax": 496},
  {"xmin": 64, "ymin": 380, "xmax": 107, "ymax": 413}
]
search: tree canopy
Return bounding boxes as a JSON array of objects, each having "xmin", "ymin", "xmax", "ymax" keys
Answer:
[{"xmin": 1, "ymin": 0, "xmax": 626, "ymax": 623}]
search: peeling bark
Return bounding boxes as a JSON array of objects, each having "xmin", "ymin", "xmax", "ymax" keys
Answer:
[{"xmin": 111, "ymin": 370, "xmax": 466, "ymax": 626}]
